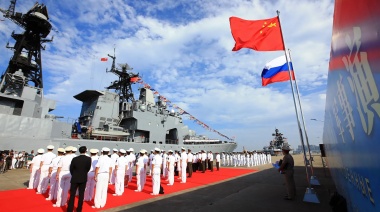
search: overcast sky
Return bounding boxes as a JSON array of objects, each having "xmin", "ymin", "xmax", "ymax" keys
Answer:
[{"xmin": 0, "ymin": 0, "xmax": 333, "ymax": 151}]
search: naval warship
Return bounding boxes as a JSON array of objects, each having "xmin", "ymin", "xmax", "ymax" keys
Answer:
[{"xmin": 0, "ymin": 1, "xmax": 237, "ymax": 153}]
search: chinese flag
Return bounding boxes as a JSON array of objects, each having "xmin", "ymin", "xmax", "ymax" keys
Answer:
[
  {"xmin": 100, "ymin": 57, "xmax": 108, "ymax": 61},
  {"xmin": 229, "ymin": 16, "xmax": 285, "ymax": 51}
]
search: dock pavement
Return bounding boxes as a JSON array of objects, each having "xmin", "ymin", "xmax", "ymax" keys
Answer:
[{"xmin": 0, "ymin": 154, "xmax": 336, "ymax": 212}]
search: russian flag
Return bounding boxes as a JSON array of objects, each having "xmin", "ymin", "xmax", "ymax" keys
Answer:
[{"xmin": 261, "ymin": 55, "xmax": 295, "ymax": 86}]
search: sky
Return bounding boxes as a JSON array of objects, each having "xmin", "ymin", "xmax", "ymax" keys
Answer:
[{"xmin": 0, "ymin": 0, "xmax": 333, "ymax": 151}]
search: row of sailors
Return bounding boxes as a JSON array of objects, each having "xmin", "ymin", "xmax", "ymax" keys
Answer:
[
  {"xmin": 220, "ymin": 152, "xmax": 272, "ymax": 167},
  {"xmin": 27, "ymin": 145, "xmax": 219, "ymax": 209}
]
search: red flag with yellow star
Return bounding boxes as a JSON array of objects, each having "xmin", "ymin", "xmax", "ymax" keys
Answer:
[{"xmin": 229, "ymin": 16, "xmax": 285, "ymax": 51}]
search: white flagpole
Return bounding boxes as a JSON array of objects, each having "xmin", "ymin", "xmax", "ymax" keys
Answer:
[
  {"xmin": 287, "ymin": 49, "xmax": 320, "ymax": 185},
  {"xmin": 276, "ymin": 10, "xmax": 319, "ymax": 203}
]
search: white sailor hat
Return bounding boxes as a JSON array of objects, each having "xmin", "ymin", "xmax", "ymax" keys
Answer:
[
  {"xmin": 47, "ymin": 145, "xmax": 54, "ymax": 149},
  {"xmin": 102, "ymin": 147, "xmax": 110, "ymax": 152},
  {"xmin": 113, "ymin": 148, "xmax": 118, "ymax": 152},
  {"xmin": 119, "ymin": 149, "xmax": 126, "ymax": 154},
  {"xmin": 154, "ymin": 147, "xmax": 160, "ymax": 152},
  {"xmin": 72, "ymin": 147, "xmax": 77, "ymax": 152},
  {"xmin": 37, "ymin": 148, "xmax": 45, "ymax": 154},
  {"xmin": 90, "ymin": 149, "xmax": 97, "ymax": 154},
  {"xmin": 168, "ymin": 150, "xmax": 173, "ymax": 153},
  {"xmin": 140, "ymin": 149, "xmax": 145, "ymax": 154},
  {"xmin": 128, "ymin": 148, "xmax": 134, "ymax": 152},
  {"xmin": 181, "ymin": 147, "xmax": 185, "ymax": 150},
  {"xmin": 57, "ymin": 148, "xmax": 65, "ymax": 153},
  {"xmin": 65, "ymin": 146, "xmax": 73, "ymax": 151}
]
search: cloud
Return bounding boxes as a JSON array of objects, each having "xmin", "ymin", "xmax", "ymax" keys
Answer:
[{"xmin": 0, "ymin": 0, "xmax": 333, "ymax": 150}]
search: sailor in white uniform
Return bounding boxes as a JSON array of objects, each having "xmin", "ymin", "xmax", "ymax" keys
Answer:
[
  {"xmin": 134, "ymin": 149, "xmax": 146, "ymax": 192},
  {"xmin": 151, "ymin": 148, "xmax": 162, "ymax": 195},
  {"xmin": 162, "ymin": 150, "xmax": 168, "ymax": 178},
  {"xmin": 37, "ymin": 145, "xmax": 56, "ymax": 194},
  {"xmin": 93, "ymin": 147, "xmax": 113, "ymax": 209},
  {"xmin": 27, "ymin": 148, "xmax": 44, "ymax": 189},
  {"xmin": 84, "ymin": 149, "xmax": 99, "ymax": 201},
  {"xmin": 142, "ymin": 150, "xmax": 149, "ymax": 189},
  {"xmin": 46, "ymin": 148, "xmax": 64, "ymax": 200},
  {"xmin": 180, "ymin": 147, "xmax": 187, "ymax": 183},
  {"xmin": 53, "ymin": 146, "xmax": 74, "ymax": 207},
  {"xmin": 128, "ymin": 148, "xmax": 135, "ymax": 183},
  {"xmin": 113, "ymin": 149, "xmax": 127, "ymax": 196},
  {"xmin": 166, "ymin": 150, "xmax": 175, "ymax": 185},
  {"xmin": 110, "ymin": 148, "xmax": 119, "ymax": 185}
]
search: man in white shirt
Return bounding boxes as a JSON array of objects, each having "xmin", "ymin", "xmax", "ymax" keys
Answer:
[
  {"xmin": 27, "ymin": 148, "xmax": 44, "ymax": 189},
  {"xmin": 37, "ymin": 145, "xmax": 56, "ymax": 194},
  {"xmin": 46, "ymin": 148, "xmax": 64, "ymax": 200},
  {"xmin": 84, "ymin": 149, "xmax": 99, "ymax": 201},
  {"xmin": 93, "ymin": 147, "xmax": 113, "ymax": 209},
  {"xmin": 201, "ymin": 150, "xmax": 207, "ymax": 173},
  {"xmin": 53, "ymin": 146, "xmax": 74, "ymax": 207},
  {"xmin": 187, "ymin": 149, "xmax": 193, "ymax": 178},
  {"xmin": 128, "ymin": 148, "xmax": 135, "ymax": 183},
  {"xmin": 208, "ymin": 151, "xmax": 214, "ymax": 172},
  {"xmin": 134, "ymin": 149, "xmax": 146, "ymax": 192},
  {"xmin": 113, "ymin": 149, "xmax": 127, "ymax": 196},
  {"xmin": 180, "ymin": 147, "xmax": 187, "ymax": 183},
  {"xmin": 215, "ymin": 152, "xmax": 221, "ymax": 171},
  {"xmin": 162, "ymin": 150, "xmax": 168, "ymax": 178},
  {"xmin": 166, "ymin": 150, "xmax": 175, "ymax": 185},
  {"xmin": 151, "ymin": 148, "xmax": 162, "ymax": 195},
  {"xmin": 110, "ymin": 148, "xmax": 119, "ymax": 185}
]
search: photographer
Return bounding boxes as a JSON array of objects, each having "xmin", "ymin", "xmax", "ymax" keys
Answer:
[{"xmin": 278, "ymin": 145, "xmax": 296, "ymax": 200}]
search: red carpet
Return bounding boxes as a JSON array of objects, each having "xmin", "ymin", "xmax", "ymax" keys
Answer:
[{"xmin": 1, "ymin": 167, "xmax": 256, "ymax": 211}]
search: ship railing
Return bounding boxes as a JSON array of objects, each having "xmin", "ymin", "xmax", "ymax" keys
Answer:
[{"xmin": 165, "ymin": 139, "xmax": 178, "ymax": 144}]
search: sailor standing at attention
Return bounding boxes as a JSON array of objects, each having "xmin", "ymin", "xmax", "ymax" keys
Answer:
[
  {"xmin": 37, "ymin": 145, "xmax": 56, "ymax": 194},
  {"xmin": 180, "ymin": 147, "xmax": 187, "ymax": 183},
  {"xmin": 124, "ymin": 149, "xmax": 132, "ymax": 187},
  {"xmin": 142, "ymin": 150, "xmax": 149, "ymax": 189},
  {"xmin": 67, "ymin": 146, "xmax": 91, "ymax": 212},
  {"xmin": 128, "ymin": 148, "xmax": 135, "ymax": 183},
  {"xmin": 208, "ymin": 151, "xmax": 214, "ymax": 172},
  {"xmin": 110, "ymin": 148, "xmax": 119, "ymax": 185},
  {"xmin": 215, "ymin": 152, "xmax": 220, "ymax": 171},
  {"xmin": 187, "ymin": 149, "xmax": 193, "ymax": 178},
  {"xmin": 278, "ymin": 145, "xmax": 296, "ymax": 200},
  {"xmin": 134, "ymin": 149, "xmax": 146, "ymax": 192},
  {"xmin": 84, "ymin": 149, "xmax": 99, "ymax": 201},
  {"xmin": 151, "ymin": 148, "xmax": 162, "ymax": 195},
  {"xmin": 113, "ymin": 149, "xmax": 127, "ymax": 196},
  {"xmin": 27, "ymin": 148, "xmax": 44, "ymax": 189},
  {"xmin": 93, "ymin": 147, "xmax": 113, "ymax": 209},
  {"xmin": 46, "ymin": 148, "xmax": 64, "ymax": 201},
  {"xmin": 53, "ymin": 146, "xmax": 73, "ymax": 207},
  {"xmin": 162, "ymin": 150, "xmax": 168, "ymax": 178},
  {"xmin": 166, "ymin": 150, "xmax": 175, "ymax": 185},
  {"xmin": 201, "ymin": 150, "xmax": 206, "ymax": 173}
]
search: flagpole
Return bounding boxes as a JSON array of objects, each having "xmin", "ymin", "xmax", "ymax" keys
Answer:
[
  {"xmin": 287, "ymin": 49, "xmax": 320, "ymax": 186},
  {"xmin": 276, "ymin": 10, "xmax": 319, "ymax": 203}
]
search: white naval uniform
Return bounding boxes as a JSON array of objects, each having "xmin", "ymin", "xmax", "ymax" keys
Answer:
[
  {"xmin": 135, "ymin": 156, "xmax": 145, "ymax": 192},
  {"xmin": 180, "ymin": 151, "xmax": 188, "ymax": 183},
  {"xmin": 110, "ymin": 153, "xmax": 119, "ymax": 184},
  {"xmin": 94, "ymin": 155, "xmax": 113, "ymax": 208},
  {"xmin": 142, "ymin": 154, "xmax": 149, "ymax": 188},
  {"xmin": 84, "ymin": 155, "xmax": 99, "ymax": 201},
  {"xmin": 148, "ymin": 153, "xmax": 154, "ymax": 176},
  {"xmin": 152, "ymin": 154, "xmax": 162, "ymax": 195},
  {"xmin": 28, "ymin": 154, "xmax": 42, "ymax": 189},
  {"xmin": 128, "ymin": 153, "xmax": 136, "ymax": 182},
  {"xmin": 55, "ymin": 153, "xmax": 74, "ymax": 207},
  {"xmin": 38, "ymin": 151, "xmax": 56, "ymax": 193},
  {"xmin": 114, "ymin": 156, "xmax": 127, "ymax": 195},
  {"xmin": 162, "ymin": 153, "xmax": 168, "ymax": 178},
  {"xmin": 47, "ymin": 155, "xmax": 62, "ymax": 200},
  {"xmin": 167, "ymin": 155, "xmax": 175, "ymax": 185}
]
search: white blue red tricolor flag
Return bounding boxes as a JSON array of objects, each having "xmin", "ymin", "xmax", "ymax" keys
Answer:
[{"xmin": 261, "ymin": 55, "xmax": 294, "ymax": 86}]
